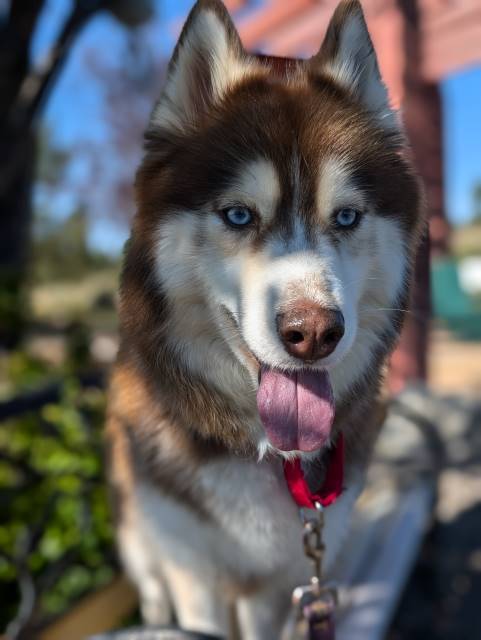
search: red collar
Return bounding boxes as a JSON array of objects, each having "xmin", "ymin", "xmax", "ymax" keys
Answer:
[{"xmin": 283, "ymin": 434, "xmax": 345, "ymax": 509}]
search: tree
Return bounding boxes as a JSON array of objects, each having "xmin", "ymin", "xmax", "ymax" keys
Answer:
[
  {"xmin": 83, "ymin": 39, "xmax": 166, "ymax": 225},
  {"xmin": 0, "ymin": 0, "xmax": 153, "ymax": 347}
]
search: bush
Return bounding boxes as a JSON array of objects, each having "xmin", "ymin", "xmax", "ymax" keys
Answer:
[{"xmin": 0, "ymin": 370, "xmax": 116, "ymax": 635}]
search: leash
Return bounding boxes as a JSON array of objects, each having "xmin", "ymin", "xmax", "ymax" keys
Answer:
[{"xmin": 283, "ymin": 435, "xmax": 345, "ymax": 640}]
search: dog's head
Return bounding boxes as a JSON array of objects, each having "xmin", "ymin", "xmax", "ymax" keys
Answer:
[{"xmin": 128, "ymin": 0, "xmax": 424, "ymax": 456}]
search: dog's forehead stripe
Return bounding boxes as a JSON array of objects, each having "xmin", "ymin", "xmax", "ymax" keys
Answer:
[
  {"xmin": 222, "ymin": 158, "xmax": 281, "ymax": 224},
  {"xmin": 316, "ymin": 157, "xmax": 365, "ymax": 221}
]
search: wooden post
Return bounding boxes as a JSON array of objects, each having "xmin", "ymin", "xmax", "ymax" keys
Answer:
[
  {"xmin": 39, "ymin": 576, "xmax": 138, "ymax": 640},
  {"xmin": 387, "ymin": 2, "xmax": 449, "ymax": 392}
]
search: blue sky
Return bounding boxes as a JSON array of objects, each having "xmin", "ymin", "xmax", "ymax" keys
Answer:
[
  {"xmin": 441, "ymin": 66, "xmax": 481, "ymax": 225},
  {"xmin": 31, "ymin": 0, "xmax": 481, "ymax": 254}
]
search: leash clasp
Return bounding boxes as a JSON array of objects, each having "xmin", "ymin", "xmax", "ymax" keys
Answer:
[
  {"xmin": 301, "ymin": 502, "xmax": 326, "ymax": 588},
  {"xmin": 288, "ymin": 503, "xmax": 337, "ymax": 639}
]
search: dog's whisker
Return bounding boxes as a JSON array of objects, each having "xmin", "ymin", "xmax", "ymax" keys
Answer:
[{"xmin": 359, "ymin": 307, "xmax": 410, "ymax": 313}]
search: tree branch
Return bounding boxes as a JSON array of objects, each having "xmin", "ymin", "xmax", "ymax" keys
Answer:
[
  {"xmin": 0, "ymin": 0, "xmax": 45, "ymax": 121},
  {"xmin": 10, "ymin": 2, "xmax": 100, "ymax": 130}
]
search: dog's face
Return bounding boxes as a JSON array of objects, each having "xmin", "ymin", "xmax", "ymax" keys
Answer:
[{"xmin": 131, "ymin": 0, "xmax": 424, "ymax": 455}]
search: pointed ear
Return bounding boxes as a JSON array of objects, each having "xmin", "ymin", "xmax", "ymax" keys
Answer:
[
  {"xmin": 150, "ymin": 0, "xmax": 249, "ymax": 132},
  {"xmin": 311, "ymin": 0, "xmax": 398, "ymax": 131}
]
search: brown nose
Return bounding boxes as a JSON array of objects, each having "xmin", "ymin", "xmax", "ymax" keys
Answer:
[{"xmin": 276, "ymin": 302, "xmax": 345, "ymax": 362}]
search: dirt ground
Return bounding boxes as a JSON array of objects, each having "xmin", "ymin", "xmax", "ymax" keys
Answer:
[{"xmin": 429, "ymin": 329, "xmax": 481, "ymax": 395}]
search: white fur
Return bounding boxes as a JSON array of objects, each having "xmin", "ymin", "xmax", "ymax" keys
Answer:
[
  {"xmin": 119, "ymin": 458, "xmax": 363, "ymax": 638},
  {"xmin": 152, "ymin": 10, "xmax": 256, "ymax": 131},
  {"xmin": 218, "ymin": 158, "xmax": 281, "ymax": 225},
  {"xmin": 317, "ymin": 156, "xmax": 366, "ymax": 219},
  {"xmin": 238, "ymin": 237, "xmax": 358, "ymax": 374},
  {"xmin": 321, "ymin": 10, "xmax": 399, "ymax": 131}
]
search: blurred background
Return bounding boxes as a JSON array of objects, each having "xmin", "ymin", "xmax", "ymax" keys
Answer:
[{"xmin": 0, "ymin": 1, "xmax": 480, "ymax": 639}]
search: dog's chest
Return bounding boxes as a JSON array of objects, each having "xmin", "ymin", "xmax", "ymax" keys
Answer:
[{"xmin": 134, "ymin": 457, "xmax": 361, "ymax": 588}]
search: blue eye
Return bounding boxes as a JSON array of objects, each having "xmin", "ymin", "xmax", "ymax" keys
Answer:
[
  {"xmin": 223, "ymin": 206, "xmax": 254, "ymax": 228},
  {"xmin": 335, "ymin": 207, "xmax": 361, "ymax": 229}
]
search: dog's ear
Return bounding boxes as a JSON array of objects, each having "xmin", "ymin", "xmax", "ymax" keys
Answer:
[
  {"xmin": 310, "ymin": 0, "xmax": 398, "ymax": 131},
  {"xmin": 150, "ymin": 0, "xmax": 248, "ymax": 132}
]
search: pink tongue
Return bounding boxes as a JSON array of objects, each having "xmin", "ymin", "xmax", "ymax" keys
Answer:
[{"xmin": 257, "ymin": 367, "xmax": 335, "ymax": 452}]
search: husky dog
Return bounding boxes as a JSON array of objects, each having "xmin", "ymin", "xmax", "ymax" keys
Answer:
[{"xmin": 107, "ymin": 0, "xmax": 424, "ymax": 637}]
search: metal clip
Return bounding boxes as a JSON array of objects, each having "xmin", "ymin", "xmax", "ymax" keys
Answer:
[
  {"xmin": 286, "ymin": 503, "xmax": 338, "ymax": 638},
  {"xmin": 300, "ymin": 502, "xmax": 325, "ymax": 589}
]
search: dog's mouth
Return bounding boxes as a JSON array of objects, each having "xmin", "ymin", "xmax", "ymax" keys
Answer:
[
  {"xmin": 219, "ymin": 305, "xmax": 336, "ymax": 453},
  {"xmin": 256, "ymin": 366, "xmax": 335, "ymax": 453}
]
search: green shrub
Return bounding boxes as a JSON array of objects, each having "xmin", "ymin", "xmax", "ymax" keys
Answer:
[{"xmin": 0, "ymin": 375, "xmax": 116, "ymax": 634}]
